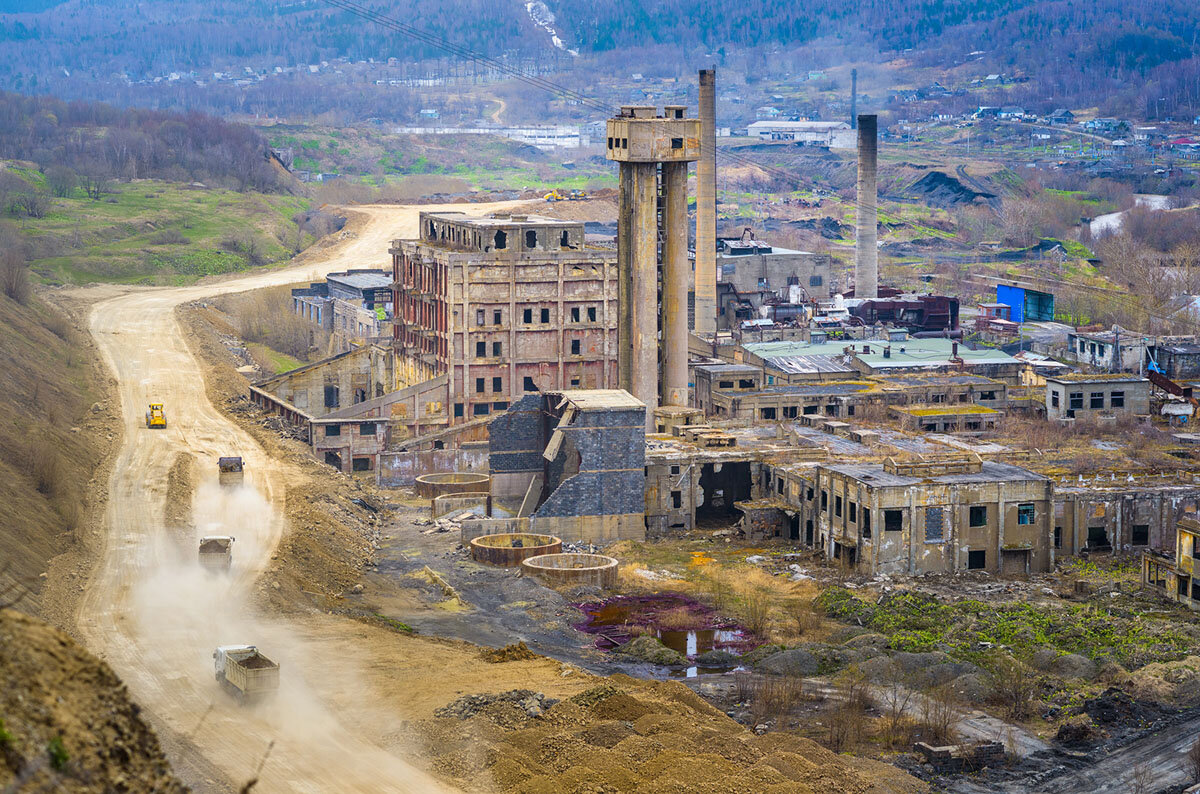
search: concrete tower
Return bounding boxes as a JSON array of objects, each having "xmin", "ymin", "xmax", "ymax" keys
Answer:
[
  {"xmin": 854, "ymin": 114, "xmax": 878, "ymax": 299},
  {"xmin": 694, "ymin": 69, "xmax": 718, "ymax": 336},
  {"xmin": 850, "ymin": 69, "xmax": 858, "ymax": 130},
  {"xmin": 606, "ymin": 105, "xmax": 700, "ymax": 427}
]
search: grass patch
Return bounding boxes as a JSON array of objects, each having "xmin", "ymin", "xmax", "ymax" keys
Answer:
[{"xmin": 247, "ymin": 342, "xmax": 303, "ymax": 376}]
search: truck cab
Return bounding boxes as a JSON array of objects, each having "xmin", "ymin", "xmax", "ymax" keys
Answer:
[{"xmin": 217, "ymin": 456, "xmax": 244, "ymax": 486}]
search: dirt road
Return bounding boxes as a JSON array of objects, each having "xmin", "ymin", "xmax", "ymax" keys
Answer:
[{"xmin": 77, "ymin": 202, "xmax": 530, "ymax": 793}]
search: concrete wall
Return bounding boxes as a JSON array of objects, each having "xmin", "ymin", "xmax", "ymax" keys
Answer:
[
  {"xmin": 378, "ymin": 446, "xmax": 489, "ymax": 487},
  {"xmin": 256, "ymin": 345, "xmax": 393, "ymax": 418},
  {"xmin": 1056, "ymin": 486, "xmax": 1200, "ymax": 555}
]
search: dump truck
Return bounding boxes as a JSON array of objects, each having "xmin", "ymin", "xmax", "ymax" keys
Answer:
[
  {"xmin": 213, "ymin": 645, "xmax": 279, "ymax": 703},
  {"xmin": 217, "ymin": 456, "xmax": 244, "ymax": 486},
  {"xmin": 145, "ymin": 403, "xmax": 166, "ymax": 429},
  {"xmin": 198, "ymin": 536, "xmax": 235, "ymax": 571}
]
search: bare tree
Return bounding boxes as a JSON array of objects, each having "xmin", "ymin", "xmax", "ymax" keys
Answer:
[
  {"xmin": 44, "ymin": 165, "xmax": 77, "ymax": 198},
  {"xmin": 877, "ymin": 660, "xmax": 918, "ymax": 749},
  {"xmin": 1187, "ymin": 735, "xmax": 1200, "ymax": 783},
  {"xmin": 987, "ymin": 652, "xmax": 1037, "ymax": 721}
]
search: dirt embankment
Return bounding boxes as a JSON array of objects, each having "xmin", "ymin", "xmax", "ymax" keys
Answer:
[
  {"xmin": 0, "ymin": 608, "xmax": 187, "ymax": 793},
  {"xmin": 0, "ymin": 289, "xmax": 120, "ymax": 629},
  {"xmin": 422, "ymin": 672, "xmax": 923, "ymax": 793},
  {"xmin": 177, "ymin": 302, "xmax": 381, "ymax": 609},
  {"xmin": 163, "ymin": 452, "xmax": 196, "ymax": 532}
]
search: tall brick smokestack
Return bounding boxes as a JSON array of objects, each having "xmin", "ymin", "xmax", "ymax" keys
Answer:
[
  {"xmin": 850, "ymin": 69, "xmax": 857, "ymax": 130},
  {"xmin": 854, "ymin": 114, "xmax": 878, "ymax": 299},
  {"xmin": 694, "ymin": 68, "xmax": 717, "ymax": 336}
]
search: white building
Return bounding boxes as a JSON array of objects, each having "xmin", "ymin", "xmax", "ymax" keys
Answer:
[{"xmin": 746, "ymin": 120, "xmax": 851, "ymax": 147}]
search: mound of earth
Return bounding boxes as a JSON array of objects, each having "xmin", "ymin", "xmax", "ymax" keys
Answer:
[
  {"xmin": 0, "ymin": 609, "xmax": 185, "ymax": 793},
  {"xmin": 419, "ymin": 674, "xmax": 924, "ymax": 793},
  {"xmin": 907, "ymin": 171, "xmax": 995, "ymax": 208}
]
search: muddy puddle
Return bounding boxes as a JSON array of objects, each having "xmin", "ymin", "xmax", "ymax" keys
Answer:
[{"xmin": 574, "ymin": 593, "xmax": 756, "ymax": 677}]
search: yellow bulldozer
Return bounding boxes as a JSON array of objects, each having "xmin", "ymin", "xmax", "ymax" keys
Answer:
[{"xmin": 145, "ymin": 403, "xmax": 167, "ymax": 429}]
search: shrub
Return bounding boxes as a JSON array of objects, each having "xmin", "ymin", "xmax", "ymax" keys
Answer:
[
  {"xmin": 149, "ymin": 228, "xmax": 188, "ymax": 245},
  {"xmin": 47, "ymin": 736, "xmax": 68, "ymax": 771}
]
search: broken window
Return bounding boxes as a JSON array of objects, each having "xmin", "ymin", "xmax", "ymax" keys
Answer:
[
  {"xmin": 571, "ymin": 307, "xmax": 581, "ymax": 322},
  {"xmin": 587, "ymin": 307, "xmax": 597, "ymax": 322},
  {"xmin": 324, "ymin": 451, "xmax": 342, "ymax": 468},
  {"xmin": 1087, "ymin": 526, "xmax": 1108, "ymax": 549},
  {"xmin": 834, "ymin": 495, "xmax": 842, "ymax": 517},
  {"xmin": 884, "ymin": 509, "xmax": 902, "ymax": 531},
  {"xmin": 932, "ymin": 393, "xmax": 947, "ymax": 403},
  {"xmin": 1051, "ymin": 391, "xmax": 1060, "ymax": 408},
  {"xmin": 359, "ymin": 422, "xmax": 376, "ymax": 436},
  {"xmin": 493, "ymin": 310, "xmax": 502, "ymax": 325},
  {"xmin": 821, "ymin": 490, "xmax": 828, "ymax": 511},
  {"xmin": 1132, "ymin": 524, "xmax": 1149, "ymax": 546},
  {"xmin": 969, "ymin": 505, "xmax": 987, "ymax": 526},
  {"xmin": 967, "ymin": 549, "xmax": 986, "ymax": 569},
  {"xmin": 325, "ymin": 424, "xmax": 341, "ymax": 437},
  {"xmin": 1090, "ymin": 392, "xmax": 1105, "ymax": 409},
  {"xmin": 925, "ymin": 507, "xmax": 944, "ymax": 542},
  {"xmin": 493, "ymin": 376, "xmax": 502, "ymax": 392},
  {"xmin": 761, "ymin": 407, "xmax": 777, "ymax": 420},
  {"xmin": 809, "ymin": 275, "xmax": 823, "ymax": 287},
  {"xmin": 475, "ymin": 377, "xmax": 485, "ymax": 393},
  {"xmin": 523, "ymin": 308, "xmax": 533, "ymax": 323},
  {"xmin": 354, "ymin": 388, "xmax": 366, "ymax": 403},
  {"xmin": 472, "ymin": 403, "xmax": 490, "ymax": 416},
  {"xmin": 492, "ymin": 401, "xmax": 508, "ymax": 411},
  {"xmin": 718, "ymin": 380, "xmax": 734, "ymax": 388},
  {"xmin": 525, "ymin": 230, "xmax": 537, "ymax": 248},
  {"xmin": 492, "ymin": 341, "xmax": 502, "ymax": 357},
  {"xmin": 352, "ymin": 456, "xmax": 371, "ymax": 472},
  {"xmin": 1111, "ymin": 391, "xmax": 1125, "ymax": 408},
  {"xmin": 670, "ymin": 137, "xmax": 683, "ymax": 149},
  {"xmin": 672, "ymin": 491, "xmax": 682, "ymax": 509},
  {"xmin": 475, "ymin": 341, "xmax": 486, "ymax": 357},
  {"xmin": 476, "ymin": 309, "xmax": 485, "ymax": 326},
  {"xmin": 862, "ymin": 508, "xmax": 871, "ymax": 534},
  {"xmin": 1017, "ymin": 503, "xmax": 1035, "ymax": 525},
  {"xmin": 1069, "ymin": 392, "xmax": 1083, "ymax": 410},
  {"xmin": 570, "ymin": 377, "xmax": 580, "ymax": 387},
  {"xmin": 803, "ymin": 404, "xmax": 819, "ymax": 415},
  {"xmin": 324, "ymin": 385, "xmax": 340, "ymax": 408},
  {"xmin": 1054, "ymin": 526, "xmax": 1062, "ymax": 548},
  {"xmin": 1180, "ymin": 576, "xmax": 1190, "ymax": 597},
  {"xmin": 806, "ymin": 487, "xmax": 814, "ymax": 501},
  {"xmin": 494, "ymin": 230, "xmax": 507, "ymax": 249},
  {"xmin": 1192, "ymin": 579, "xmax": 1200, "ymax": 602},
  {"xmin": 560, "ymin": 230, "xmax": 570, "ymax": 247},
  {"xmin": 782, "ymin": 406, "xmax": 797, "ymax": 419},
  {"xmin": 541, "ymin": 308, "xmax": 550, "ymax": 323},
  {"xmin": 571, "ymin": 339, "xmax": 581, "ymax": 355},
  {"xmin": 776, "ymin": 478, "xmax": 784, "ymax": 494},
  {"xmin": 849, "ymin": 502, "xmax": 857, "ymax": 523},
  {"xmin": 739, "ymin": 379, "xmax": 755, "ymax": 389},
  {"xmin": 454, "ymin": 403, "xmax": 464, "ymax": 417},
  {"xmin": 979, "ymin": 390, "xmax": 997, "ymax": 401},
  {"xmin": 523, "ymin": 376, "xmax": 537, "ymax": 392}
]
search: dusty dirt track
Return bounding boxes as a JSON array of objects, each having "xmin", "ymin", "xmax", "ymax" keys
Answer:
[{"xmin": 77, "ymin": 202, "xmax": 531, "ymax": 793}]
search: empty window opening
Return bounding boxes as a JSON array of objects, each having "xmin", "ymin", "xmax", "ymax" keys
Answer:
[
  {"xmin": 849, "ymin": 502, "xmax": 857, "ymax": 523},
  {"xmin": 670, "ymin": 137, "xmax": 683, "ymax": 149},
  {"xmin": 587, "ymin": 306, "xmax": 597, "ymax": 322},
  {"xmin": 571, "ymin": 307, "xmax": 581, "ymax": 322},
  {"xmin": 325, "ymin": 424, "xmax": 341, "ymax": 437},
  {"xmin": 475, "ymin": 377, "xmax": 485, "ymax": 393},
  {"xmin": 560, "ymin": 230, "xmax": 570, "ymax": 247},
  {"xmin": 523, "ymin": 376, "xmax": 537, "ymax": 392},
  {"xmin": 359, "ymin": 422, "xmax": 376, "ymax": 435},
  {"xmin": 493, "ymin": 309, "xmax": 502, "ymax": 325},
  {"xmin": 540, "ymin": 308, "xmax": 550, "ymax": 323},
  {"xmin": 672, "ymin": 490, "xmax": 682, "ymax": 509},
  {"xmin": 1132, "ymin": 524, "xmax": 1149, "ymax": 546},
  {"xmin": 523, "ymin": 308, "xmax": 533, "ymax": 323},
  {"xmin": 324, "ymin": 451, "xmax": 342, "ymax": 468},
  {"xmin": 492, "ymin": 341, "xmax": 502, "ymax": 357},
  {"xmin": 492, "ymin": 376, "xmax": 502, "ymax": 392},
  {"xmin": 834, "ymin": 495, "xmax": 843, "ymax": 517},
  {"xmin": 571, "ymin": 339, "xmax": 581, "ymax": 355},
  {"xmin": 494, "ymin": 230, "xmax": 507, "ymax": 250},
  {"xmin": 1087, "ymin": 526, "xmax": 1110, "ymax": 550},
  {"xmin": 324, "ymin": 385, "xmax": 340, "ymax": 408},
  {"xmin": 697, "ymin": 461, "xmax": 752, "ymax": 527},
  {"xmin": 761, "ymin": 407, "xmax": 776, "ymax": 420},
  {"xmin": 472, "ymin": 403, "xmax": 490, "ymax": 416},
  {"xmin": 1111, "ymin": 391, "xmax": 1125, "ymax": 408},
  {"xmin": 968, "ymin": 550, "xmax": 986, "ymax": 569},
  {"xmin": 476, "ymin": 309, "xmax": 485, "ymax": 326},
  {"xmin": 475, "ymin": 341, "xmax": 486, "ymax": 357},
  {"xmin": 1054, "ymin": 526, "xmax": 1062, "ymax": 548},
  {"xmin": 525, "ymin": 230, "xmax": 537, "ymax": 248},
  {"xmin": 453, "ymin": 403, "xmax": 464, "ymax": 417},
  {"xmin": 884, "ymin": 509, "xmax": 903, "ymax": 532},
  {"xmin": 969, "ymin": 505, "xmax": 987, "ymax": 527},
  {"xmin": 352, "ymin": 456, "xmax": 371, "ymax": 472}
]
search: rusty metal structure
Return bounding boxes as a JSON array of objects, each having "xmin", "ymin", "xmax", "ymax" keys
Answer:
[
  {"xmin": 468, "ymin": 533, "xmax": 562, "ymax": 566},
  {"xmin": 854, "ymin": 114, "xmax": 878, "ymax": 300},
  {"xmin": 606, "ymin": 105, "xmax": 700, "ymax": 425}
]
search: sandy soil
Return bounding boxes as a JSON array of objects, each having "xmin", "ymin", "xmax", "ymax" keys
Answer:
[{"xmin": 74, "ymin": 201, "xmax": 538, "ymax": 793}]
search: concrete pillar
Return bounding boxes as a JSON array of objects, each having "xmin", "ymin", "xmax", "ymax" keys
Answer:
[
  {"xmin": 850, "ymin": 69, "xmax": 857, "ymax": 129},
  {"xmin": 630, "ymin": 162, "xmax": 659, "ymax": 424},
  {"xmin": 694, "ymin": 69, "xmax": 718, "ymax": 336},
  {"xmin": 854, "ymin": 114, "xmax": 878, "ymax": 299},
  {"xmin": 616, "ymin": 164, "xmax": 634, "ymax": 391},
  {"xmin": 662, "ymin": 161, "xmax": 689, "ymax": 407}
]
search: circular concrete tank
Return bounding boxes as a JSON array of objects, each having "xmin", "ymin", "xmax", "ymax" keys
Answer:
[
  {"xmin": 432, "ymin": 491, "xmax": 492, "ymax": 519},
  {"xmin": 414, "ymin": 471, "xmax": 490, "ymax": 499},
  {"xmin": 469, "ymin": 533, "xmax": 562, "ymax": 567},
  {"xmin": 521, "ymin": 553, "xmax": 619, "ymax": 589}
]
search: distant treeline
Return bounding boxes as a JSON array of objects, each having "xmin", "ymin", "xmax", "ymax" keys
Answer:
[{"xmin": 0, "ymin": 91, "xmax": 287, "ymax": 192}]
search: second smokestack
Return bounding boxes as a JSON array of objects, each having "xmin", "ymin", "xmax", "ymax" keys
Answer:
[{"xmin": 854, "ymin": 114, "xmax": 878, "ymax": 300}]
